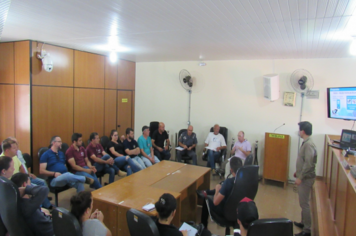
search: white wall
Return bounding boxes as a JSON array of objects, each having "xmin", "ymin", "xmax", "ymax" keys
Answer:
[{"xmin": 135, "ymin": 58, "xmax": 356, "ymax": 180}]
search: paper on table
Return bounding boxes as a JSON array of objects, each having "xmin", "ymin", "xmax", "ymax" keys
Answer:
[
  {"xmin": 179, "ymin": 222, "xmax": 198, "ymax": 236},
  {"xmin": 175, "ymin": 146, "xmax": 184, "ymax": 151},
  {"xmin": 142, "ymin": 203, "xmax": 155, "ymax": 212}
]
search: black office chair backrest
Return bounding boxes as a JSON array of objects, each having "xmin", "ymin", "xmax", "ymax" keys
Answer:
[
  {"xmin": 38, "ymin": 147, "xmax": 49, "ymax": 160},
  {"xmin": 61, "ymin": 143, "xmax": 70, "ymax": 155},
  {"xmin": 100, "ymin": 136, "xmax": 111, "ymax": 151},
  {"xmin": 52, "ymin": 207, "xmax": 82, "ymax": 236},
  {"xmin": 0, "ymin": 176, "xmax": 34, "ymax": 236},
  {"xmin": 209, "ymin": 126, "xmax": 228, "ymax": 145},
  {"xmin": 0, "ymin": 216, "xmax": 7, "ymax": 236},
  {"xmin": 178, "ymin": 129, "xmax": 187, "ymax": 138},
  {"xmin": 23, "ymin": 153, "xmax": 32, "ymax": 169},
  {"xmin": 149, "ymin": 121, "xmax": 159, "ymax": 138},
  {"xmin": 224, "ymin": 165, "xmax": 259, "ymax": 221},
  {"xmin": 126, "ymin": 208, "xmax": 160, "ymax": 236},
  {"xmin": 247, "ymin": 218, "xmax": 293, "ymax": 236},
  {"xmin": 244, "ymin": 154, "xmax": 254, "ymax": 166}
]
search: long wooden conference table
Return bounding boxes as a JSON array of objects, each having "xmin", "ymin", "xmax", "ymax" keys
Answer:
[{"xmin": 92, "ymin": 161, "xmax": 211, "ymax": 236}]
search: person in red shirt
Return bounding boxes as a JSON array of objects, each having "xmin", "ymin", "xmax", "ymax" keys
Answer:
[
  {"xmin": 66, "ymin": 133, "xmax": 102, "ymax": 189},
  {"xmin": 86, "ymin": 132, "xmax": 125, "ymax": 184}
]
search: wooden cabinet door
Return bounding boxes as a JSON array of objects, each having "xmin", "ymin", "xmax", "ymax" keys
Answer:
[{"xmin": 117, "ymin": 91, "xmax": 132, "ymax": 136}]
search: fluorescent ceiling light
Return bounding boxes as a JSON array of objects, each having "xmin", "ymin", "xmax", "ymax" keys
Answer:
[{"xmin": 109, "ymin": 51, "xmax": 117, "ymax": 63}]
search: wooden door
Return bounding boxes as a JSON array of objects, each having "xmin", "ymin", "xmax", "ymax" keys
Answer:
[{"xmin": 117, "ymin": 91, "xmax": 132, "ymax": 136}]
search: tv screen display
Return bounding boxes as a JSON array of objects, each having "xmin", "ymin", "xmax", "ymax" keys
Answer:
[{"xmin": 327, "ymin": 87, "xmax": 356, "ymax": 120}]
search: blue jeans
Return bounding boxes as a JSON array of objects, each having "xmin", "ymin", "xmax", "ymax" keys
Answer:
[
  {"xmin": 30, "ymin": 177, "xmax": 52, "ymax": 208},
  {"xmin": 132, "ymin": 156, "xmax": 146, "ymax": 170},
  {"xmin": 207, "ymin": 150, "xmax": 220, "ymax": 170},
  {"xmin": 154, "ymin": 149, "xmax": 171, "ymax": 161},
  {"xmin": 141, "ymin": 154, "xmax": 160, "ymax": 167},
  {"xmin": 94, "ymin": 154, "xmax": 119, "ymax": 183},
  {"xmin": 114, "ymin": 156, "xmax": 142, "ymax": 175},
  {"xmin": 75, "ymin": 166, "xmax": 102, "ymax": 189},
  {"xmin": 50, "ymin": 172, "xmax": 85, "ymax": 192}
]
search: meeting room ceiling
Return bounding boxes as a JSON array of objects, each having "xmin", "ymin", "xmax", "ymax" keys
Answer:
[{"xmin": 2, "ymin": 0, "xmax": 356, "ymax": 62}]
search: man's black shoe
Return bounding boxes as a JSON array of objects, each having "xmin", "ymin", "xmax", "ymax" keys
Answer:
[
  {"xmin": 294, "ymin": 221, "xmax": 304, "ymax": 229},
  {"xmin": 294, "ymin": 231, "xmax": 310, "ymax": 236},
  {"xmin": 196, "ymin": 190, "xmax": 207, "ymax": 199}
]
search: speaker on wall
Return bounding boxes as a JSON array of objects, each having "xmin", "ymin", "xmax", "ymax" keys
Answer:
[{"xmin": 263, "ymin": 74, "xmax": 279, "ymax": 101}]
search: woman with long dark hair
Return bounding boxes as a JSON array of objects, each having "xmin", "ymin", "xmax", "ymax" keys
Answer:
[
  {"xmin": 70, "ymin": 191, "xmax": 112, "ymax": 236},
  {"xmin": 107, "ymin": 130, "xmax": 142, "ymax": 175}
]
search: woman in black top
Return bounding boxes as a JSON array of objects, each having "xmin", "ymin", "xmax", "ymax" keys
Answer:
[
  {"xmin": 107, "ymin": 130, "xmax": 141, "ymax": 175},
  {"xmin": 155, "ymin": 193, "xmax": 188, "ymax": 236}
]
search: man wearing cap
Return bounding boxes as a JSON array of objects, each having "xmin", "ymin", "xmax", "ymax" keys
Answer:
[
  {"xmin": 236, "ymin": 197, "xmax": 259, "ymax": 236},
  {"xmin": 197, "ymin": 156, "xmax": 242, "ymax": 229},
  {"xmin": 138, "ymin": 125, "xmax": 160, "ymax": 167},
  {"xmin": 294, "ymin": 121, "xmax": 317, "ymax": 236}
]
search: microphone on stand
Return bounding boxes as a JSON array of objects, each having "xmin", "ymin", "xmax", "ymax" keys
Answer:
[{"xmin": 273, "ymin": 123, "xmax": 285, "ymax": 133}]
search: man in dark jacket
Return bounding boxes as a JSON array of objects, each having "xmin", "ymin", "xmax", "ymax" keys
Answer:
[{"xmin": 11, "ymin": 173, "xmax": 53, "ymax": 236}]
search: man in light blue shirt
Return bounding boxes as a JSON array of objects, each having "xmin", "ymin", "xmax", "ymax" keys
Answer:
[{"xmin": 137, "ymin": 126, "xmax": 160, "ymax": 167}]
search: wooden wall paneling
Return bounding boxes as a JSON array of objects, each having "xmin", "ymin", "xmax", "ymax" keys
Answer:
[
  {"xmin": 32, "ymin": 86, "xmax": 74, "ymax": 174},
  {"xmin": 117, "ymin": 60, "xmax": 135, "ymax": 90},
  {"xmin": 104, "ymin": 90, "xmax": 117, "ymax": 137},
  {"xmin": 0, "ymin": 85, "xmax": 15, "ymax": 142},
  {"xmin": 74, "ymin": 51, "xmax": 104, "ymax": 88},
  {"xmin": 334, "ymin": 165, "xmax": 348, "ymax": 236},
  {"xmin": 104, "ymin": 57, "xmax": 117, "ymax": 89},
  {"xmin": 0, "ymin": 42, "xmax": 14, "ymax": 84},
  {"xmin": 132, "ymin": 90, "xmax": 135, "ymax": 130},
  {"xmin": 14, "ymin": 85, "xmax": 30, "ymax": 154},
  {"xmin": 329, "ymin": 153, "xmax": 339, "ymax": 219},
  {"xmin": 344, "ymin": 183, "xmax": 356, "ymax": 236},
  {"xmin": 14, "ymin": 41, "xmax": 30, "ymax": 85},
  {"xmin": 74, "ymin": 88, "xmax": 104, "ymax": 143},
  {"xmin": 31, "ymin": 42, "xmax": 74, "ymax": 87},
  {"xmin": 117, "ymin": 91, "xmax": 132, "ymax": 137}
]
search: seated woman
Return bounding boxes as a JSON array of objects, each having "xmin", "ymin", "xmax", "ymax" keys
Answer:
[
  {"xmin": 107, "ymin": 130, "xmax": 142, "ymax": 175},
  {"xmin": 70, "ymin": 191, "xmax": 112, "ymax": 236},
  {"xmin": 0, "ymin": 156, "xmax": 15, "ymax": 179},
  {"xmin": 155, "ymin": 193, "xmax": 212, "ymax": 236}
]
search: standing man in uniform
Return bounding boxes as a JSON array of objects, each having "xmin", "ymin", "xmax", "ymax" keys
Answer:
[
  {"xmin": 176, "ymin": 125, "xmax": 197, "ymax": 165},
  {"xmin": 294, "ymin": 121, "xmax": 317, "ymax": 236}
]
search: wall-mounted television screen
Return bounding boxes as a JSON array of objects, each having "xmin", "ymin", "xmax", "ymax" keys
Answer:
[{"xmin": 327, "ymin": 87, "xmax": 356, "ymax": 120}]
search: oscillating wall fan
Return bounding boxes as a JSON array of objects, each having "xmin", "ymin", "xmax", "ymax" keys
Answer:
[
  {"xmin": 179, "ymin": 69, "xmax": 194, "ymax": 125},
  {"xmin": 290, "ymin": 69, "xmax": 315, "ymax": 151}
]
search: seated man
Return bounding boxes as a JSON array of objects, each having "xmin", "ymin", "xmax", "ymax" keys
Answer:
[
  {"xmin": 66, "ymin": 133, "xmax": 102, "ymax": 189},
  {"xmin": 224, "ymin": 131, "xmax": 251, "ymax": 178},
  {"xmin": 86, "ymin": 132, "xmax": 125, "ymax": 184},
  {"xmin": 235, "ymin": 197, "xmax": 259, "ymax": 236},
  {"xmin": 197, "ymin": 157, "xmax": 242, "ymax": 229},
  {"xmin": 9, "ymin": 137, "xmax": 47, "ymax": 187},
  {"xmin": 40, "ymin": 136, "xmax": 94, "ymax": 193},
  {"xmin": 138, "ymin": 126, "xmax": 160, "ymax": 167},
  {"xmin": 152, "ymin": 122, "xmax": 171, "ymax": 161},
  {"xmin": 123, "ymin": 128, "xmax": 146, "ymax": 170},
  {"xmin": 176, "ymin": 125, "xmax": 197, "ymax": 165},
  {"xmin": 2, "ymin": 138, "xmax": 52, "ymax": 209},
  {"xmin": 204, "ymin": 124, "xmax": 227, "ymax": 174},
  {"xmin": 11, "ymin": 173, "xmax": 54, "ymax": 236}
]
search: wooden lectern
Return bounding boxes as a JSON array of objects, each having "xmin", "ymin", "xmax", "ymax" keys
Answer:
[{"xmin": 263, "ymin": 132, "xmax": 291, "ymax": 189}]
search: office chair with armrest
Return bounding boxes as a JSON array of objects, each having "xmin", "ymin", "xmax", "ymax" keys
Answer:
[
  {"xmin": 52, "ymin": 207, "xmax": 82, "ymax": 236},
  {"xmin": 38, "ymin": 147, "xmax": 71, "ymax": 206},
  {"xmin": 60, "ymin": 142, "xmax": 69, "ymax": 155},
  {"xmin": 244, "ymin": 154, "xmax": 254, "ymax": 166},
  {"xmin": 126, "ymin": 208, "xmax": 160, "ymax": 236},
  {"xmin": 149, "ymin": 121, "xmax": 159, "ymax": 138},
  {"xmin": 23, "ymin": 153, "xmax": 32, "ymax": 170},
  {"xmin": 203, "ymin": 126, "xmax": 228, "ymax": 169},
  {"xmin": 0, "ymin": 176, "xmax": 34, "ymax": 236},
  {"xmin": 208, "ymin": 165, "xmax": 259, "ymax": 235},
  {"xmin": 100, "ymin": 135, "xmax": 111, "ymax": 152},
  {"xmin": 175, "ymin": 129, "xmax": 196, "ymax": 163},
  {"xmin": 0, "ymin": 216, "xmax": 7, "ymax": 236},
  {"xmin": 246, "ymin": 218, "xmax": 293, "ymax": 236}
]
